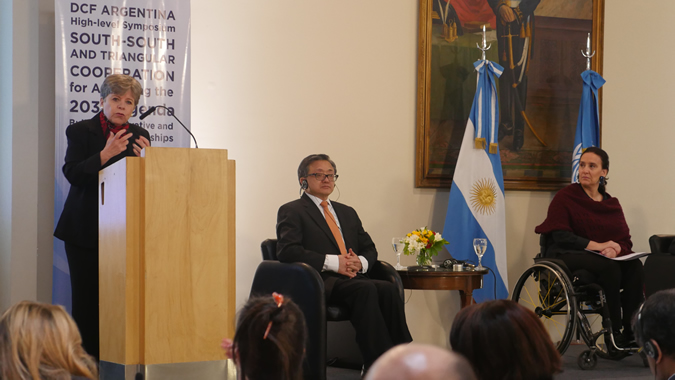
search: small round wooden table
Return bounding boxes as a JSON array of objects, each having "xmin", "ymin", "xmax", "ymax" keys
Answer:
[{"xmin": 396, "ymin": 268, "xmax": 488, "ymax": 308}]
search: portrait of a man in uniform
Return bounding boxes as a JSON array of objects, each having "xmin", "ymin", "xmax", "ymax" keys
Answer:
[{"xmin": 420, "ymin": 0, "xmax": 597, "ymax": 189}]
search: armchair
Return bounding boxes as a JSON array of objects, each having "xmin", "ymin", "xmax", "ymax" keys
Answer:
[
  {"xmin": 645, "ymin": 234, "xmax": 675, "ymax": 297},
  {"xmin": 251, "ymin": 239, "xmax": 403, "ymax": 380}
]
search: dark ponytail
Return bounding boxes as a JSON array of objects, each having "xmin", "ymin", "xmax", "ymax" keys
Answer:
[{"xmin": 233, "ymin": 295, "xmax": 306, "ymax": 380}]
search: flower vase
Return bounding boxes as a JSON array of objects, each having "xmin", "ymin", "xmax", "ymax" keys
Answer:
[{"xmin": 416, "ymin": 250, "xmax": 432, "ymax": 267}]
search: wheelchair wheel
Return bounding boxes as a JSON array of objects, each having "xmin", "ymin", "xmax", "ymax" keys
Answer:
[
  {"xmin": 578, "ymin": 350, "xmax": 598, "ymax": 370},
  {"xmin": 512, "ymin": 262, "xmax": 577, "ymax": 354}
]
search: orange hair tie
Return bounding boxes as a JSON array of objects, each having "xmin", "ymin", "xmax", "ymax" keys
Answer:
[{"xmin": 263, "ymin": 292, "xmax": 284, "ymax": 340}]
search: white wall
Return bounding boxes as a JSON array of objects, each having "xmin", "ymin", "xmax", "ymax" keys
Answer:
[
  {"xmin": 3, "ymin": 0, "xmax": 673, "ymax": 348},
  {"xmin": 189, "ymin": 0, "xmax": 672, "ymax": 346},
  {"xmin": 0, "ymin": 0, "xmax": 15, "ymax": 311},
  {"xmin": 190, "ymin": 0, "xmax": 553, "ymax": 345},
  {"xmin": 602, "ymin": 2, "xmax": 675, "ymax": 242},
  {"xmin": 0, "ymin": 0, "xmax": 52, "ymax": 312}
]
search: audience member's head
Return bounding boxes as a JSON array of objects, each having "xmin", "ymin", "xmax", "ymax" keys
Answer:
[
  {"xmin": 633, "ymin": 289, "xmax": 675, "ymax": 380},
  {"xmin": 0, "ymin": 301, "xmax": 98, "ymax": 380},
  {"xmin": 223, "ymin": 293, "xmax": 306, "ymax": 380},
  {"xmin": 365, "ymin": 343, "xmax": 476, "ymax": 380},
  {"xmin": 450, "ymin": 299, "xmax": 561, "ymax": 380}
]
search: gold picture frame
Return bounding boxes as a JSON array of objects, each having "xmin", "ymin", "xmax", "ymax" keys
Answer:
[{"xmin": 415, "ymin": 0, "xmax": 604, "ymax": 190}]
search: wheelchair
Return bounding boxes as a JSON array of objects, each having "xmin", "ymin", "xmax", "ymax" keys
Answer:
[{"xmin": 511, "ymin": 236, "xmax": 647, "ymax": 370}]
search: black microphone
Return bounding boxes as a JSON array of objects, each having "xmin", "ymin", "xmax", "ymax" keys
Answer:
[
  {"xmin": 139, "ymin": 106, "xmax": 157, "ymax": 120},
  {"xmin": 140, "ymin": 105, "xmax": 199, "ymax": 148}
]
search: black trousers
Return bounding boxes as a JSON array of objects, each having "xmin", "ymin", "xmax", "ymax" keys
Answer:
[
  {"xmin": 558, "ymin": 253, "xmax": 644, "ymax": 333},
  {"xmin": 64, "ymin": 242, "xmax": 99, "ymax": 360},
  {"xmin": 329, "ymin": 277, "xmax": 412, "ymax": 368}
]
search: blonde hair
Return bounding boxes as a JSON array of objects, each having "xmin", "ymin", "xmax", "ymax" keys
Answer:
[{"xmin": 0, "ymin": 301, "xmax": 98, "ymax": 380}]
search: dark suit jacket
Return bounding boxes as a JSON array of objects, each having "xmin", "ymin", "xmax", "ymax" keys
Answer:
[
  {"xmin": 54, "ymin": 113, "xmax": 151, "ymax": 248},
  {"xmin": 276, "ymin": 193, "xmax": 378, "ymax": 298}
]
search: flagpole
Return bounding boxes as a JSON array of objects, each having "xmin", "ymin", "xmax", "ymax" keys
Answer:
[
  {"xmin": 572, "ymin": 33, "xmax": 604, "ymax": 183},
  {"xmin": 581, "ymin": 32, "xmax": 595, "ymax": 71},
  {"xmin": 476, "ymin": 24, "xmax": 491, "ymax": 61}
]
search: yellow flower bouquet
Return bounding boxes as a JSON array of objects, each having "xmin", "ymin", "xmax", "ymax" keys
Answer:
[{"xmin": 402, "ymin": 227, "xmax": 448, "ymax": 267}]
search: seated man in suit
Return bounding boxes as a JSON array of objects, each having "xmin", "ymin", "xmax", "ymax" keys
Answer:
[{"xmin": 276, "ymin": 154, "xmax": 412, "ymax": 371}]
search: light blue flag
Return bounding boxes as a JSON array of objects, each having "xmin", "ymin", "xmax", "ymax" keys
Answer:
[
  {"xmin": 442, "ymin": 59, "xmax": 508, "ymax": 302},
  {"xmin": 572, "ymin": 70, "xmax": 605, "ymax": 182}
]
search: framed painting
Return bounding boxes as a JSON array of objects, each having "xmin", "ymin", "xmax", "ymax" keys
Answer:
[{"xmin": 415, "ymin": 0, "xmax": 605, "ymax": 190}]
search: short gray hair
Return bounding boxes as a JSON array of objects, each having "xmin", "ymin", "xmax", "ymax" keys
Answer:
[{"xmin": 100, "ymin": 74, "xmax": 143, "ymax": 105}]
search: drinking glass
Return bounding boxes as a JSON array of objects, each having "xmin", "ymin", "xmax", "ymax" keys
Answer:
[
  {"xmin": 392, "ymin": 237, "xmax": 404, "ymax": 270},
  {"xmin": 473, "ymin": 238, "xmax": 487, "ymax": 270}
]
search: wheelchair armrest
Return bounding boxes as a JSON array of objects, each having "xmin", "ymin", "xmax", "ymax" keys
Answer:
[
  {"xmin": 260, "ymin": 238, "xmax": 278, "ymax": 260},
  {"xmin": 533, "ymin": 257, "xmax": 575, "ymax": 280},
  {"xmin": 649, "ymin": 234, "xmax": 675, "ymax": 255},
  {"xmin": 644, "ymin": 253, "xmax": 675, "ymax": 297},
  {"xmin": 369, "ymin": 260, "xmax": 405, "ymax": 301}
]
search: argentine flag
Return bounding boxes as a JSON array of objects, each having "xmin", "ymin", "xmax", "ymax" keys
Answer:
[
  {"xmin": 572, "ymin": 70, "xmax": 605, "ymax": 182},
  {"xmin": 442, "ymin": 59, "xmax": 508, "ymax": 302}
]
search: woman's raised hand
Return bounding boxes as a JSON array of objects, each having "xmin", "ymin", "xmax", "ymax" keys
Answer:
[{"xmin": 100, "ymin": 130, "xmax": 132, "ymax": 165}]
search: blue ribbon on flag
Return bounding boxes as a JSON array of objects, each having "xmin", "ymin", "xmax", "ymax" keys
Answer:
[
  {"xmin": 472, "ymin": 60, "xmax": 504, "ymax": 154},
  {"xmin": 572, "ymin": 70, "xmax": 605, "ymax": 182}
]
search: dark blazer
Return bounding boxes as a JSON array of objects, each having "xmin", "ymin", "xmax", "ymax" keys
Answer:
[
  {"xmin": 54, "ymin": 113, "xmax": 150, "ymax": 248},
  {"xmin": 276, "ymin": 193, "xmax": 378, "ymax": 298}
]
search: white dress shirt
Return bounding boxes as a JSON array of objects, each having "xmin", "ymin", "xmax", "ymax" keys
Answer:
[{"xmin": 305, "ymin": 192, "xmax": 369, "ymax": 273}]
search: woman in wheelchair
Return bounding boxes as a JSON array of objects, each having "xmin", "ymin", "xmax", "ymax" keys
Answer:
[{"xmin": 534, "ymin": 147, "xmax": 644, "ymax": 348}]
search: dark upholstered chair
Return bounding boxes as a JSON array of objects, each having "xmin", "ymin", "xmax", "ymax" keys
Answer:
[
  {"xmin": 251, "ymin": 239, "xmax": 403, "ymax": 380},
  {"xmin": 645, "ymin": 234, "xmax": 675, "ymax": 297}
]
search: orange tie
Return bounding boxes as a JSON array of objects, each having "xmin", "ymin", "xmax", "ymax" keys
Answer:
[{"xmin": 320, "ymin": 201, "xmax": 347, "ymax": 256}]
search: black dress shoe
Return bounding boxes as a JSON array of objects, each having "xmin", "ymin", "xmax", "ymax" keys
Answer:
[{"xmin": 612, "ymin": 332, "xmax": 638, "ymax": 349}]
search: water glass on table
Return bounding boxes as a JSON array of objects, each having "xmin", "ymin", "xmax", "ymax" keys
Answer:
[
  {"xmin": 473, "ymin": 238, "xmax": 487, "ymax": 271},
  {"xmin": 392, "ymin": 237, "xmax": 405, "ymax": 270}
]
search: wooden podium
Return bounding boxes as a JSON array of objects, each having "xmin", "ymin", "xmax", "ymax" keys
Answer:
[{"xmin": 98, "ymin": 147, "xmax": 236, "ymax": 379}]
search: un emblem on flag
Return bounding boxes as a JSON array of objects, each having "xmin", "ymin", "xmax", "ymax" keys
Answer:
[{"xmin": 470, "ymin": 178, "xmax": 497, "ymax": 215}]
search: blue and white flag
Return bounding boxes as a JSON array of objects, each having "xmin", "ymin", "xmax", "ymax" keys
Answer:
[
  {"xmin": 442, "ymin": 59, "xmax": 508, "ymax": 302},
  {"xmin": 571, "ymin": 70, "xmax": 605, "ymax": 183}
]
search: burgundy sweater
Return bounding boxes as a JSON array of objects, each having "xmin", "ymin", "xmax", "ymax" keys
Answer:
[{"xmin": 535, "ymin": 183, "xmax": 633, "ymax": 256}]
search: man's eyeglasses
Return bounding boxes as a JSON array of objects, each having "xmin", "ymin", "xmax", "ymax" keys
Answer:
[{"xmin": 307, "ymin": 173, "xmax": 339, "ymax": 182}]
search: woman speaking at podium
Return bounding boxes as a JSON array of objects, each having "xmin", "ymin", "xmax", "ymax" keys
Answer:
[{"xmin": 54, "ymin": 74, "xmax": 151, "ymax": 360}]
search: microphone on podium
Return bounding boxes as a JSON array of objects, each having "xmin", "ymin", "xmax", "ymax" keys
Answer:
[
  {"xmin": 139, "ymin": 106, "xmax": 157, "ymax": 120},
  {"xmin": 139, "ymin": 105, "xmax": 199, "ymax": 148}
]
